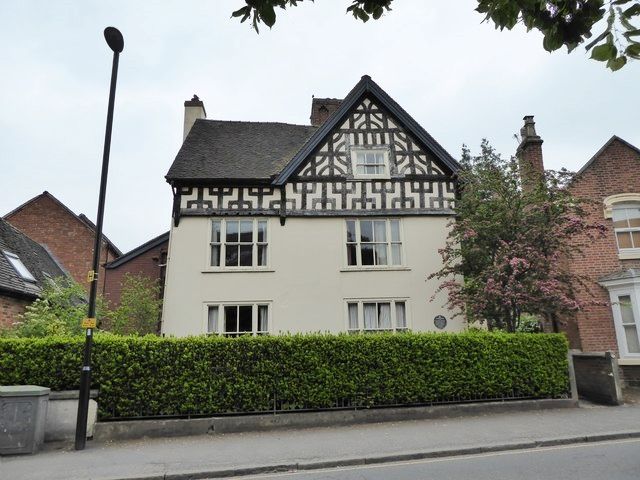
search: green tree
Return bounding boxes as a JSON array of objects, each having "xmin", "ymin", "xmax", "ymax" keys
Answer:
[
  {"xmin": 2, "ymin": 277, "xmax": 106, "ymax": 337},
  {"xmin": 232, "ymin": 1, "xmax": 640, "ymax": 71},
  {"xmin": 104, "ymin": 274, "xmax": 161, "ymax": 336},
  {"xmin": 429, "ymin": 141, "xmax": 607, "ymax": 333}
]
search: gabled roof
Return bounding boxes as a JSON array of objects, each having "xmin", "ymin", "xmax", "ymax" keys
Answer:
[
  {"xmin": 0, "ymin": 218, "xmax": 67, "ymax": 299},
  {"xmin": 105, "ymin": 231, "xmax": 169, "ymax": 269},
  {"xmin": 274, "ymin": 75, "xmax": 460, "ymax": 185},
  {"xmin": 166, "ymin": 121, "xmax": 318, "ymax": 183},
  {"xmin": 576, "ymin": 135, "xmax": 640, "ymax": 178},
  {"xmin": 166, "ymin": 75, "xmax": 460, "ymax": 186},
  {"xmin": 4, "ymin": 191, "xmax": 122, "ymax": 257}
]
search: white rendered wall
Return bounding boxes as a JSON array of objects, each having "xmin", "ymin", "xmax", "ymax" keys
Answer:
[{"xmin": 161, "ymin": 216, "xmax": 463, "ymax": 336}]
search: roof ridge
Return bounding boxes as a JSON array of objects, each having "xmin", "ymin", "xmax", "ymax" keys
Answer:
[
  {"xmin": 4, "ymin": 191, "xmax": 122, "ymax": 257},
  {"xmin": 197, "ymin": 118, "xmax": 316, "ymax": 128},
  {"xmin": 575, "ymin": 135, "xmax": 640, "ymax": 178},
  {"xmin": 105, "ymin": 231, "xmax": 169, "ymax": 269}
]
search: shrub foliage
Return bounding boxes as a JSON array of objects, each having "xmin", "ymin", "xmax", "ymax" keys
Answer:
[{"xmin": 0, "ymin": 332, "xmax": 569, "ymax": 419}]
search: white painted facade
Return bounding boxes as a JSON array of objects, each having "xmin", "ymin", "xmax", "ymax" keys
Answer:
[
  {"xmin": 161, "ymin": 215, "xmax": 462, "ymax": 336},
  {"xmin": 163, "ymin": 77, "xmax": 464, "ymax": 337}
]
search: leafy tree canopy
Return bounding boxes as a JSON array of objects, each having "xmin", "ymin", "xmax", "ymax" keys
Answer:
[
  {"xmin": 430, "ymin": 141, "xmax": 606, "ymax": 333},
  {"xmin": 232, "ymin": 1, "xmax": 640, "ymax": 70}
]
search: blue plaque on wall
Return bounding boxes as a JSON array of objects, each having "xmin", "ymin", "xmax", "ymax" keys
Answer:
[{"xmin": 434, "ymin": 315, "xmax": 447, "ymax": 329}]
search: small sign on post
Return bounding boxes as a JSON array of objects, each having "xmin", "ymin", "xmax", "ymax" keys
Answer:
[{"xmin": 81, "ymin": 318, "xmax": 97, "ymax": 329}]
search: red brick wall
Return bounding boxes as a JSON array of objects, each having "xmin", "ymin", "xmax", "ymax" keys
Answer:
[
  {"xmin": 565, "ymin": 139, "xmax": 640, "ymax": 353},
  {"xmin": 0, "ymin": 294, "xmax": 31, "ymax": 329},
  {"xmin": 103, "ymin": 241, "xmax": 167, "ymax": 308},
  {"xmin": 620, "ymin": 365, "xmax": 640, "ymax": 388},
  {"xmin": 5, "ymin": 194, "xmax": 119, "ymax": 293}
]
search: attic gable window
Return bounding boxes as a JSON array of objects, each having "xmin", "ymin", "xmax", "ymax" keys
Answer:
[
  {"xmin": 3, "ymin": 250, "xmax": 36, "ymax": 282},
  {"xmin": 352, "ymin": 149, "xmax": 390, "ymax": 179}
]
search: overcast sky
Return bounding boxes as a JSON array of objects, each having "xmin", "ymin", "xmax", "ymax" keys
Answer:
[{"xmin": 1, "ymin": 1, "xmax": 638, "ymax": 252}]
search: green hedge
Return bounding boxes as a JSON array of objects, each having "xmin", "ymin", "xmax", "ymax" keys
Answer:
[{"xmin": 0, "ymin": 332, "xmax": 569, "ymax": 419}]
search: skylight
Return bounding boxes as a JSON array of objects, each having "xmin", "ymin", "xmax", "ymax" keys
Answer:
[{"xmin": 3, "ymin": 250, "xmax": 36, "ymax": 282}]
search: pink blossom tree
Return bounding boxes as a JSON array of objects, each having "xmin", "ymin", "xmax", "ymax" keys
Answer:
[{"xmin": 431, "ymin": 140, "xmax": 606, "ymax": 332}]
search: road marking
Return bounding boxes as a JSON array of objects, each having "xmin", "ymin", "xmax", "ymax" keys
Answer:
[{"xmin": 232, "ymin": 437, "xmax": 640, "ymax": 479}]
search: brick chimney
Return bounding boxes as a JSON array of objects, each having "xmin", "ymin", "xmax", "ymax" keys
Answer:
[
  {"xmin": 183, "ymin": 95, "xmax": 206, "ymax": 141},
  {"xmin": 516, "ymin": 115, "xmax": 544, "ymax": 192},
  {"xmin": 310, "ymin": 97, "xmax": 342, "ymax": 126}
]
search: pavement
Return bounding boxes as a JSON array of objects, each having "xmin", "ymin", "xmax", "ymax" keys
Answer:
[{"xmin": 2, "ymin": 401, "xmax": 640, "ymax": 480}]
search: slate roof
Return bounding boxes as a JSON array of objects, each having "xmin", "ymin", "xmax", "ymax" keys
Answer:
[
  {"xmin": 166, "ymin": 121, "xmax": 318, "ymax": 183},
  {"xmin": 166, "ymin": 75, "xmax": 460, "ymax": 185},
  {"xmin": 0, "ymin": 218, "xmax": 67, "ymax": 299},
  {"xmin": 105, "ymin": 231, "xmax": 169, "ymax": 269}
]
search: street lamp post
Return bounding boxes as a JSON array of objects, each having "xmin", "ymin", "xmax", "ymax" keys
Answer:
[{"xmin": 75, "ymin": 26, "xmax": 124, "ymax": 451}]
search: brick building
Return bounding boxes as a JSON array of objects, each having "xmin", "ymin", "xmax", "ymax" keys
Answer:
[
  {"xmin": 4, "ymin": 191, "xmax": 121, "ymax": 294},
  {"xmin": 518, "ymin": 126, "xmax": 640, "ymax": 386},
  {"xmin": 103, "ymin": 231, "xmax": 169, "ymax": 308},
  {"xmin": 0, "ymin": 218, "xmax": 67, "ymax": 328},
  {"xmin": 565, "ymin": 136, "xmax": 640, "ymax": 386}
]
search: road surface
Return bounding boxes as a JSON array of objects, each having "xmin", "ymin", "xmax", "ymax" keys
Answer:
[{"xmin": 233, "ymin": 438, "xmax": 640, "ymax": 480}]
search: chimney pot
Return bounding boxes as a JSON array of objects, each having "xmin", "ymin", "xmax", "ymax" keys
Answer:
[
  {"xmin": 310, "ymin": 97, "xmax": 343, "ymax": 126},
  {"xmin": 183, "ymin": 95, "xmax": 206, "ymax": 141}
]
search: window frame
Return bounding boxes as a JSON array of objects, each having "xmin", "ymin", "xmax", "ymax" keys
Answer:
[
  {"xmin": 350, "ymin": 147, "xmax": 391, "ymax": 180},
  {"xmin": 610, "ymin": 289, "xmax": 640, "ymax": 358},
  {"xmin": 345, "ymin": 298, "xmax": 410, "ymax": 333},
  {"xmin": 207, "ymin": 218, "xmax": 269, "ymax": 271},
  {"xmin": 204, "ymin": 302, "xmax": 270, "ymax": 336},
  {"xmin": 2, "ymin": 250, "xmax": 36, "ymax": 282},
  {"xmin": 600, "ymin": 275, "xmax": 640, "ymax": 360},
  {"xmin": 611, "ymin": 203, "xmax": 640, "ymax": 257},
  {"xmin": 343, "ymin": 218, "xmax": 405, "ymax": 269},
  {"xmin": 603, "ymin": 195, "xmax": 640, "ymax": 260}
]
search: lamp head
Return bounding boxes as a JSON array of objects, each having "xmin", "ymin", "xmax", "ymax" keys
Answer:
[{"xmin": 104, "ymin": 27, "xmax": 124, "ymax": 53}]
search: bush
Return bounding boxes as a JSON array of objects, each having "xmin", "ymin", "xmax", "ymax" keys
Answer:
[
  {"xmin": 103, "ymin": 274, "xmax": 161, "ymax": 335},
  {"xmin": 0, "ymin": 277, "xmax": 106, "ymax": 338},
  {"xmin": 0, "ymin": 332, "xmax": 569, "ymax": 419}
]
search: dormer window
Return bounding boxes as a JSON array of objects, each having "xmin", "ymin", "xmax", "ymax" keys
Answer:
[
  {"xmin": 3, "ymin": 250, "xmax": 36, "ymax": 282},
  {"xmin": 352, "ymin": 149, "xmax": 390, "ymax": 179}
]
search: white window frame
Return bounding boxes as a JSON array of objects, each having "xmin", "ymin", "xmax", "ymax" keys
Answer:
[
  {"xmin": 207, "ymin": 218, "xmax": 269, "ymax": 271},
  {"xmin": 601, "ymin": 277, "xmax": 640, "ymax": 359},
  {"xmin": 603, "ymin": 195, "xmax": 640, "ymax": 260},
  {"xmin": 344, "ymin": 218, "xmax": 405, "ymax": 269},
  {"xmin": 611, "ymin": 203, "xmax": 640, "ymax": 258},
  {"xmin": 204, "ymin": 302, "xmax": 270, "ymax": 336},
  {"xmin": 2, "ymin": 250, "xmax": 36, "ymax": 282},
  {"xmin": 350, "ymin": 147, "xmax": 391, "ymax": 179},
  {"xmin": 345, "ymin": 298, "xmax": 410, "ymax": 333}
]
